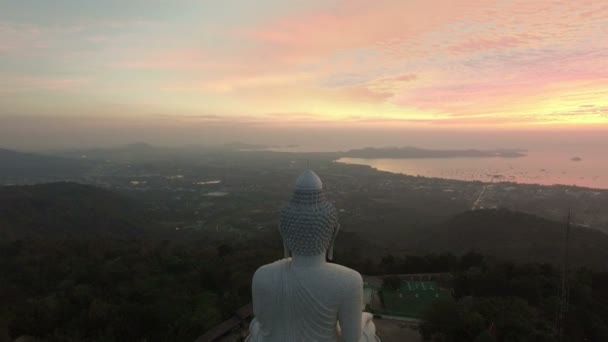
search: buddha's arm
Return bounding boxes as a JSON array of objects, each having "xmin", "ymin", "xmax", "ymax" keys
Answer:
[
  {"xmin": 251, "ymin": 271, "xmax": 261, "ymax": 317},
  {"xmin": 337, "ymin": 275, "xmax": 364, "ymax": 342},
  {"xmin": 250, "ymin": 267, "xmax": 269, "ymax": 323}
]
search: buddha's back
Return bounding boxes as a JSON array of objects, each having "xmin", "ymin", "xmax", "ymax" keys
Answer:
[{"xmin": 249, "ymin": 258, "xmax": 363, "ymax": 342}]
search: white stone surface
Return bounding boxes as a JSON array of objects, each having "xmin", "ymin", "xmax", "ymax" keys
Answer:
[
  {"xmin": 295, "ymin": 170, "xmax": 323, "ymax": 190},
  {"xmin": 280, "ymin": 171, "xmax": 338, "ymax": 258}
]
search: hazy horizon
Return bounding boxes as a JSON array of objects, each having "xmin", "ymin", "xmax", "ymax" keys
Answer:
[
  {"xmin": 2, "ymin": 114, "xmax": 608, "ymax": 152},
  {"xmin": 8, "ymin": 116, "xmax": 606, "ymax": 150}
]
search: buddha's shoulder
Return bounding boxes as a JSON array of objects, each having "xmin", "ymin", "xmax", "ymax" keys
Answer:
[
  {"xmin": 252, "ymin": 260, "xmax": 362, "ymax": 285},
  {"xmin": 252, "ymin": 259, "xmax": 289, "ymax": 283},
  {"xmin": 253, "ymin": 258, "xmax": 285, "ymax": 274},
  {"xmin": 323, "ymin": 263, "xmax": 363, "ymax": 289},
  {"xmin": 323, "ymin": 263, "xmax": 362, "ymax": 281}
]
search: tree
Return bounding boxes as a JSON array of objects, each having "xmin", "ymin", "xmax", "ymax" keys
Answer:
[
  {"xmin": 217, "ymin": 244, "xmax": 234, "ymax": 258},
  {"xmin": 460, "ymin": 250, "xmax": 484, "ymax": 270},
  {"xmin": 473, "ymin": 330, "xmax": 496, "ymax": 342},
  {"xmin": 420, "ymin": 299, "xmax": 471, "ymax": 341},
  {"xmin": 379, "ymin": 254, "xmax": 396, "ymax": 274},
  {"xmin": 382, "ymin": 276, "xmax": 401, "ymax": 291}
]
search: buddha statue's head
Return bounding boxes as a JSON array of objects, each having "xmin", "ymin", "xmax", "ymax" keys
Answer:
[{"xmin": 279, "ymin": 170, "xmax": 340, "ymax": 260}]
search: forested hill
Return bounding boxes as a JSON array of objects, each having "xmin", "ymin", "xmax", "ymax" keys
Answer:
[
  {"xmin": 0, "ymin": 148, "xmax": 95, "ymax": 179},
  {"xmin": 416, "ymin": 209, "xmax": 608, "ymax": 270},
  {"xmin": 0, "ymin": 182, "xmax": 147, "ymax": 239}
]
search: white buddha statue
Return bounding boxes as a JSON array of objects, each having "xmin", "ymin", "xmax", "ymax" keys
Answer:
[{"xmin": 246, "ymin": 170, "xmax": 380, "ymax": 342}]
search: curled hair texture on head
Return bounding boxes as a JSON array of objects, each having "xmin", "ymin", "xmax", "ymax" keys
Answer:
[{"xmin": 279, "ymin": 171, "xmax": 339, "ymax": 258}]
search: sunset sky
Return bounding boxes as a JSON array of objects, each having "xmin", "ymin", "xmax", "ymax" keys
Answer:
[{"xmin": 1, "ymin": 0, "xmax": 607, "ymax": 148}]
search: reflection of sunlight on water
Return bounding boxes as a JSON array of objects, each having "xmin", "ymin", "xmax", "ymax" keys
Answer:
[
  {"xmin": 337, "ymin": 149, "xmax": 608, "ymax": 189},
  {"xmin": 204, "ymin": 191, "xmax": 229, "ymax": 197},
  {"xmin": 196, "ymin": 180, "xmax": 221, "ymax": 185}
]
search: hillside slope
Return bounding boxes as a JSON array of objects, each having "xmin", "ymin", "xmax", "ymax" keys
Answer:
[
  {"xmin": 415, "ymin": 209, "xmax": 608, "ymax": 270},
  {"xmin": 0, "ymin": 148, "xmax": 93, "ymax": 180},
  {"xmin": 0, "ymin": 182, "xmax": 146, "ymax": 239}
]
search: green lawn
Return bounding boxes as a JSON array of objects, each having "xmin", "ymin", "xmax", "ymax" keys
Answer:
[{"xmin": 378, "ymin": 281, "xmax": 451, "ymax": 318}]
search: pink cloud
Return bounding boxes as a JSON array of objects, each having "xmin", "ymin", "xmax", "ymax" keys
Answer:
[
  {"xmin": 332, "ymin": 86, "xmax": 394, "ymax": 103},
  {"xmin": 449, "ymin": 34, "xmax": 537, "ymax": 53},
  {"xmin": 0, "ymin": 23, "xmax": 48, "ymax": 53},
  {"xmin": 0, "ymin": 76, "xmax": 88, "ymax": 93},
  {"xmin": 114, "ymin": 49, "xmax": 217, "ymax": 70},
  {"xmin": 385, "ymin": 74, "xmax": 418, "ymax": 83}
]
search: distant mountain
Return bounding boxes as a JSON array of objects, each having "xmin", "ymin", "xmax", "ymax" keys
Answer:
[
  {"xmin": 221, "ymin": 141, "xmax": 272, "ymax": 150},
  {"xmin": 51, "ymin": 142, "xmax": 180, "ymax": 162},
  {"xmin": 51, "ymin": 141, "xmax": 274, "ymax": 162},
  {"xmin": 0, "ymin": 148, "xmax": 93, "ymax": 179},
  {"xmin": 414, "ymin": 209, "xmax": 608, "ymax": 270},
  {"xmin": 0, "ymin": 182, "xmax": 147, "ymax": 239},
  {"xmin": 343, "ymin": 146, "xmax": 527, "ymax": 159}
]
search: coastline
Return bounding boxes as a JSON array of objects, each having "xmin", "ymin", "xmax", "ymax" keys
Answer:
[{"xmin": 335, "ymin": 157, "xmax": 608, "ymax": 191}]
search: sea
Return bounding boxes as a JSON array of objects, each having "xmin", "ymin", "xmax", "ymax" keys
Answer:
[
  {"xmin": 337, "ymin": 146, "xmax": 608, "ymax": 189},
  {"xmin": 268, "ymin": 144, "xmax": 608, "ymax": 190}
]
